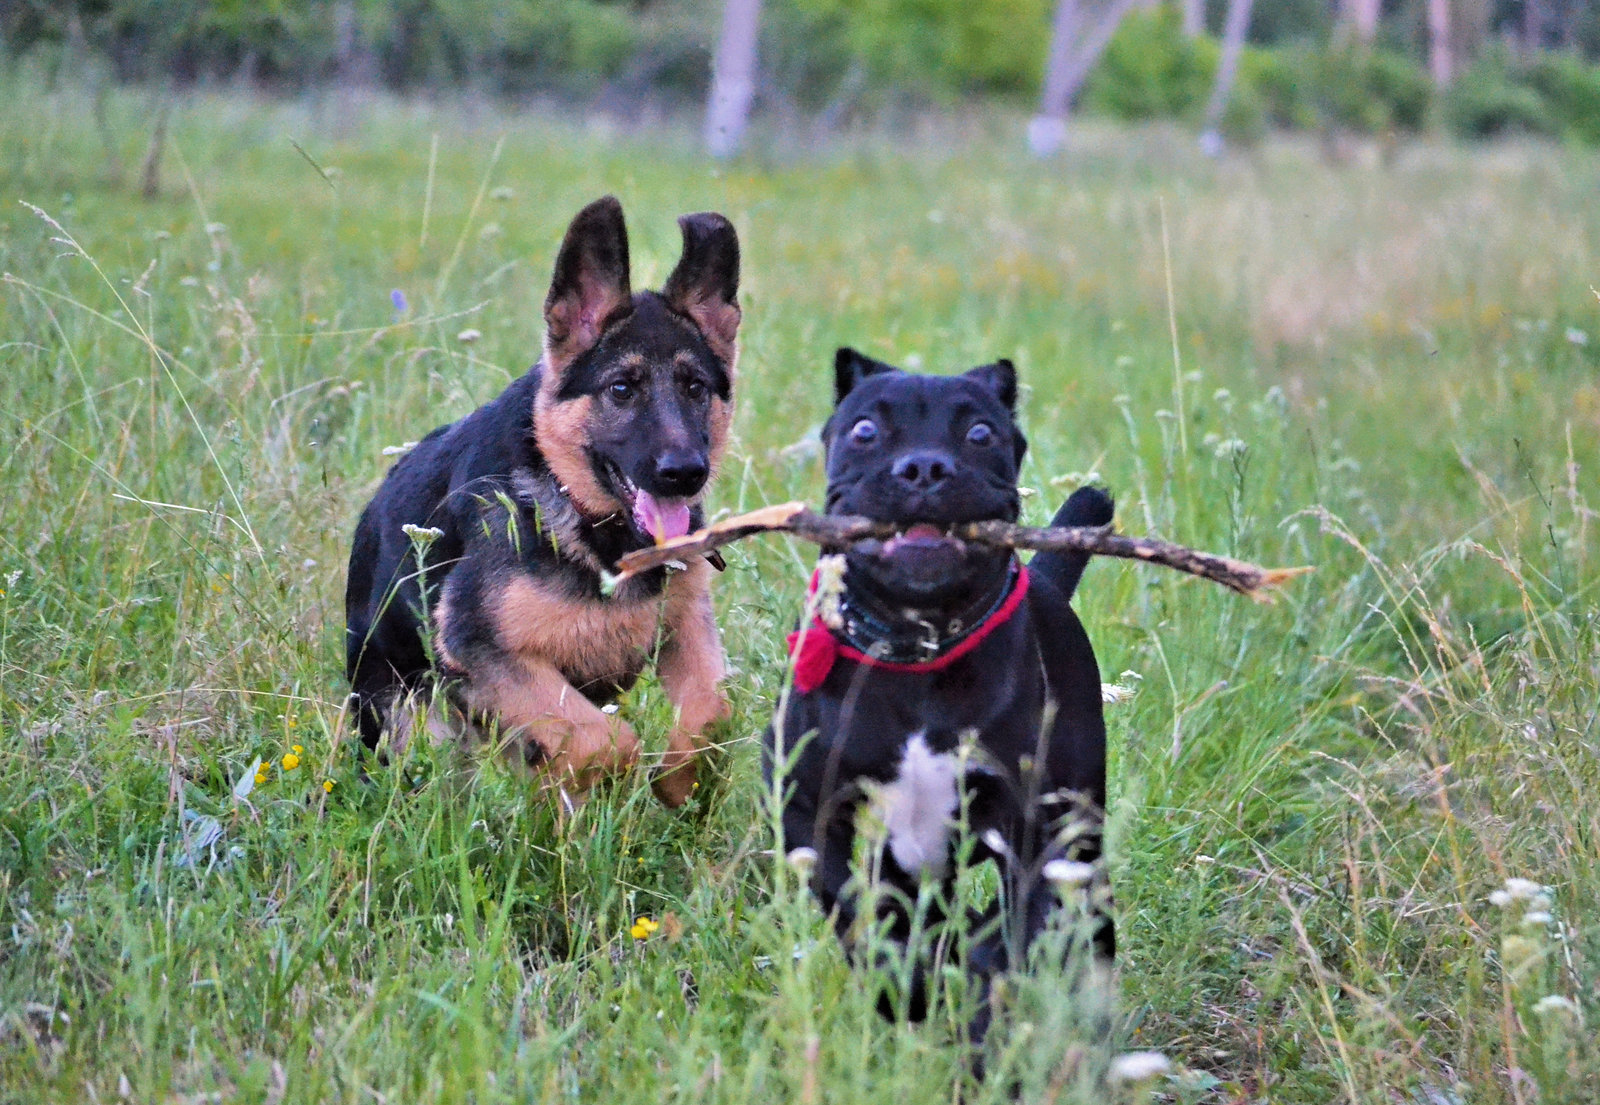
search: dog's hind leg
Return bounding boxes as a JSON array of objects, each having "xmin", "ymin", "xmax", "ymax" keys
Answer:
[
  {"xmin": 653, "ymin": 561, "xmax": 731, "ymax": 806},
  {"xmin": 457, "ymin": 654, "xmax": 642, "ymax": 792}
]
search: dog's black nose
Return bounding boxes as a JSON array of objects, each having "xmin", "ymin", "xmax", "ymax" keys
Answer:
[
  {"xmin": 652, "ymin": 450, "xmax": 709, "ymax": 496},
  {"xmin": 891, "ymin": 449, "xmax": 955, "ymax": 490}
]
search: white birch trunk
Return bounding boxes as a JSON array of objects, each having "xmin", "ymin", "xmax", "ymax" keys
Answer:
[
  {"xmin": 705, "ymin": 0, "xmax": 763, "ymax": 159},
  {"xmin": 1429, "ymin": 0, "xmax": 1452, "ymax": 88},
  {"xmin": 1343, "ymin": 0, "xmax": 1380, "ymax": 43},
  {"xmin": 1029, "ymin": 0, "xmax": 1139, "ymax": 156},
  {"xmin": 1200, "ymin": 0, "xmax": 1254, "ymax": 153}
]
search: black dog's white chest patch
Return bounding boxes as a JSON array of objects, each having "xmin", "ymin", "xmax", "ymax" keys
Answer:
[{"xmin": 870, "ymin": 732, "xmax": 961, "ymax": 878}]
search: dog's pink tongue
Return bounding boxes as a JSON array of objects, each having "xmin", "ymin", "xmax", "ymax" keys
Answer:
[{"xmin": 634, "ymin": 492, "xmax": 692, "ymax": 545}]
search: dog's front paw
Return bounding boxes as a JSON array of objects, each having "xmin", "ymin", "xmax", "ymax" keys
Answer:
[{"xmin": 650, "ymin": 754, "xmax": 700, "ymax": 808}]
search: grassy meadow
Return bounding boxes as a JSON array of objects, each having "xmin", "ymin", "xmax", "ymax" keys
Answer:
[{"xmin": 1, "ymin": 73, "xmax": 1598, "ymax": 1103}]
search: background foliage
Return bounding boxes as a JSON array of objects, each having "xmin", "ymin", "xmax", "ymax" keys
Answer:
[{"xmin": 10, "ymin": 0, "xmax": 1600, "ymax": 143}]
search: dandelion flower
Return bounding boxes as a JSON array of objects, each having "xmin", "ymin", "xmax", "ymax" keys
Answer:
[
  {"xmin": 282, "ymin": 753, "xmax": 300, "ymax": 771},
  {"xmin": 630, "ymin": 916, "xmax": 660, "ymax": 940}
]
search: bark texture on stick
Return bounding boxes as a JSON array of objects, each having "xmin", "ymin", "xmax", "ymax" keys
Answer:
[{"xmin": 612, "ymin": 502, "xmax": 1310, "ymax": 602}]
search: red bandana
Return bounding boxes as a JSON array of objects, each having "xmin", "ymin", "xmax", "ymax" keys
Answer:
[{"xmin": 784, "ymin": 567, "xmax": 1030, "ymax": 694}]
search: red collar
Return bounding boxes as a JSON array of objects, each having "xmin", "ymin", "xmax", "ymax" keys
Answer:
[{"xmin": 785, "ymin": 566, "xmax": 1030, "ymax": 694}]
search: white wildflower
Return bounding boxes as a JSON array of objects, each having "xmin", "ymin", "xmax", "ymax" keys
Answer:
[
  {"xmin": 1101, "ymin": 682, "xmax": 1137, "ymax": 704},
  {"xmin": 1108, "ymin": 1051, "xmax": 1171, "ymax": 1084},
  {"xmin": 1532, "ymin": 994, "xmax": 1581, "ymax": 1021},
  {"xmin": 401, "ymin": 524, "xmax": 444, "ymax": 549},
  {"xmin": 1042, "ymin": 859, "xmax": 1096, "ymax": 888},
  {"xmin": 786, "ymin": 847, "xmax": 817, "ymax": 876},
  {"xmin": 814, "ymin": 554, "xmax": 847, "ymax": 630}
]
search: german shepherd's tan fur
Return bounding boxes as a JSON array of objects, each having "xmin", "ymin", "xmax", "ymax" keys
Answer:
[{"xmin": 345, "ymin": 196, "xmax": 740, "ymax": 805}]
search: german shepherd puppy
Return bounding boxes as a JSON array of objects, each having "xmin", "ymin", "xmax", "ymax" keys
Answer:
[{"xmin": 345, "ymin": 196, "xmax": 740, "ymax": 806}]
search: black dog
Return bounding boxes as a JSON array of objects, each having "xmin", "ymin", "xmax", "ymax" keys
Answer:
[
  {"xmin": 768, "ymin": 348, "xmax": 1114, "ymax": 1041},
  {"xmin": 346, "ymin": 196, "xmax": 740, "ymax": 806}
]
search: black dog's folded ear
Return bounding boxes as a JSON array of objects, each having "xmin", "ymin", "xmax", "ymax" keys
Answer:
[
  {"xmin": 544, "ymin": 196, "xmax": 633, "ymax": 372},
  {"xmin": 834, "ymin": 347, "xmax": 898, "ymax": 405},
  {"xmin": 664, "ymin": 212, "xmax": 741, "ymax": 366},
  {"xmin": 964, "ymin": 359, "xmax": 1018, "ymax": 412}
]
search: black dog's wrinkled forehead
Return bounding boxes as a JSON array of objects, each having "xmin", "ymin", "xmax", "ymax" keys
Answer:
[{"xmin": 823, "ymin": 347, "xmax": 1027, "ymax": 466}]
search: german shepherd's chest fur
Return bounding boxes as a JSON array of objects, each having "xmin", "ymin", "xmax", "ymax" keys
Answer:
[{"xmin": 345, "ymin": 197, "xmax": 739, "ymax": 805}]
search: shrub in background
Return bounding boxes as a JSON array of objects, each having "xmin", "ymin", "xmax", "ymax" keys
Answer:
[
  {"xmin": 1445, "ymin": 46, "xmax": 1554, "ymax": 139},
  {"xmin": 784, "ymin": 0, "xmax": 1053, "ymax": 101},
  {"xmin": 1524, "ymin": 49, "xmax": 1600, "ymax": 144},
  {"xmin": 1081, "ymin": 5, "xmax": 1217, "ymax": 121}
]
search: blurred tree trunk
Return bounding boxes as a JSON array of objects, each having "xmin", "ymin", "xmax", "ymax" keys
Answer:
[
  {"xmin": 1343, "ymin": 0, "xmax": 1380, "ymax": 43},
  {"xmin": 705, "ymin": 0, "xmax": 763, "ymax": 158},
  {"xmin": 1181, "ymin": 0, "xmax": 1205, "ymax": 36},
  {"xmin": 1429, "ymin": 0, "xmax": 1452, "ymax": 87},
  {"xmin": 139, "ymin": 86, "xmax": 175, "ymax": 200},
  {"xmin": 1522, "ymin": 0, "xmax": 1543, "ymax": 50},
  {"xmin": 1199, "ymin": 0, "xmax": 1253, "ymax": 154},
  {"xmin": 1028, "ymin": 0, "xmax": 1139, "ymax": 156}
]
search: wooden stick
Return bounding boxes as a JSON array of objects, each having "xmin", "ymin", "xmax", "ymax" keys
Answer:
[{"xmin": 613, "ymin": 502, "xmax": 1311, "ymax": 602}]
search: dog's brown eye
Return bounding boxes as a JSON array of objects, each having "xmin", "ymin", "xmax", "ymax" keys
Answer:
[
  {"xmin": 684, "ymin": 378, "xmax": 707, "ymax": 400},
  {"xmin": 608, "ymin": 381, "xmax": 634, "ymax": 403},
  {"xmin": 850, "ymin": 418, "xmax": 878, "ymax": 444},
  {"xmin": 967, "ymin": 422, "xmax": 995, "ymax": 446}
]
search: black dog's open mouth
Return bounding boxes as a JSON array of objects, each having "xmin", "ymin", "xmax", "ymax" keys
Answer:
[
  {"xmin": 878, "ymin": 522, "xmax": 967, "ymax": 557},
  {"xmin": 869, "ymin": 522, "xmax": 971, "ymax": 582}
]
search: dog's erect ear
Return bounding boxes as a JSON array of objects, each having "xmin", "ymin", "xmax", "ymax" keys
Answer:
[
  {"xmin": 664, "ymin": 212, "xmax": 741, "ymax": 364},
  {"xmin": 833, "ymin": 347, "xmax": 898, "ymax": 405},
  {"xmin": 543, "ymin": 196, "xmax": 633, "ymax": 371},
  {"xmin": 964, "ymin": 359, "xmax": 1018, "ymax": 412}
]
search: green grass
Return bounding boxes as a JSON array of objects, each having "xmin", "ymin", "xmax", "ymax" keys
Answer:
[{"xmin": 1, "ymin": 72, "xmax": 1598, "ymax": 1103}]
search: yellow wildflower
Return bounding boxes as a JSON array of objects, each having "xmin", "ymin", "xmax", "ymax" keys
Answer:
[
  {"xmin": 292, "ymin": 744, "xmax": 304, "ymax": 755},
  {"xmin": 629, "ymin": 916, "xmax": 660, "ymax": 940},
  {"xmin": 282, "ymin": 753, "xmax": 300, "ymax": 770},
  {"xmin": 323, "ymin": 780, "xmax": 334, "ymax": 793},
  {"xmin": 254, "ymin": 772, "xmax": 267, "ymax": 786}
]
